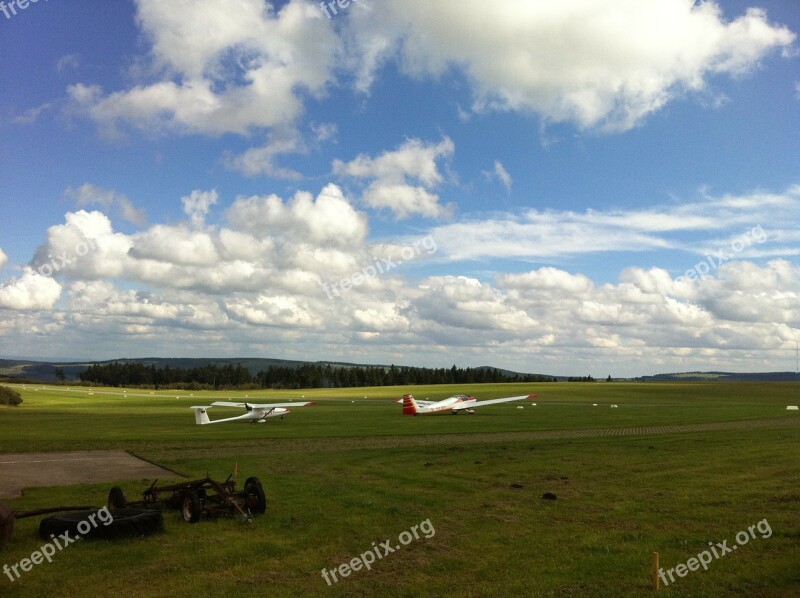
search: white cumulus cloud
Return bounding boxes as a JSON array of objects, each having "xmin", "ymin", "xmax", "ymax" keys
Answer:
[
  {"xmin": 227, "ymin": 183, "xmax": 368, "ymax": 248},
  {"xmin": 0, "ymin": 269, "xmax": 62, "ymax": 310},
  {"xmin": 333, "ymin": 137, "xmax": 455, "ymax": 219},
  {"xmin": 346, "ymin": 0, "xmax": 795, "ymax": 131},
  {"xmin": 182, "ymin": 189, "xmax": 219, "ymax": 229},
  {"xmin": 68, "ymin": 0, "xmax": 337, "ymax": 137}
]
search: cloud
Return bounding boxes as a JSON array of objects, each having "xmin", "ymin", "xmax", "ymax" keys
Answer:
[
  {"xmin": 432, "ymin": 186, "xmax": 800, "ymax": 261},
  {"xmin": 427, "ymin": 260, "xmax": 800, "ymax": 359},
  {"xmin": 227, "ymin": 183, "xmax": 368, "ymax": 249},
  {"xmin": 334, "ymin": 137, "xmax": 453, "ymax": 186},
  {"xmin": 34, "ymin": 183, "xmax": 796, "ymax": 306},
  {"xmin": 0, "ymin": 269, "xmax": 62, "ymax": 310},
  {"xmin": 182, "ymin": 189, "xmax": 219, "ymax": 229},
  {"xmin": 67, "ymin": 280, "xmax": 232, "ymax": 330},
  {"xmin": 362, "ymin": 185, "xmax": 450, "ymax": 221},
  {"xmin": 226, "ymin": 294, "xmax": 322, "ymax": 328},
  {"xmin": 333, "ymin": 137, "xmax": 456, "ymax": 219},
  {"xmin": 346, "ymin": 1, "xmax": 795, "ymax": 131},
  {"xmin": 500, "ymin": 267, "xmax": 594, "ymax": 294},
  {"xmin": 6, "ymin": 180, "xmax": 800, "ymax": 375},
  {"xmin": 227, "ymin": 122, "xmax": 340, "ymax": 179},
  {"xmin": 7, "ymin": 256, "xmax": 800, "ymax": 376},
  {"xmin": 56, "ymin": 54, "xmax": 80, "ymax": 73},
  {"xmin": 0, "ymin": 248, "xmax": 7, "ymax": 270},
  {"xmin": 130, "ymin": 226, "xmax": 221, "ymax": 267},
  {"xmin": 64, "ymin": 183, "xmax": 147, "ymax": 226},
  {"xmin": 31, "ymin": 210, "xmax": 134, "ymax": 280},
  {"xmin": 68, "ymin": 0, "xmax": 338, "ymax": 137},
  {"xmin": 226, "ymin": 130, "xmax": 305, "ymax": 179},
  {"xmin": 433, "ymin": 212, "xmax": 672, "ymax": 262},
  {"xmin": 28, "ymin": 184, "xmax": 372, "ymax": 298},
  {"xmin": 485, "ymin": 160, "xmax": 512, "ymax": 192},
  {"xmin": 414, "ymin": 276, "xmax": 536, "ymax": 333},
  {"xmin": 12, "ymin": 103, "xmax": 54, "ymax": 125},
  {"xmin": 311, "ymin": 122, "xmax": 338, "ymax": 143}
]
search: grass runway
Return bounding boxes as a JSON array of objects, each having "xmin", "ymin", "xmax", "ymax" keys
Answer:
[{"xmin": 0, "ymin": 382, "xmax": 798, "ymax": 597}]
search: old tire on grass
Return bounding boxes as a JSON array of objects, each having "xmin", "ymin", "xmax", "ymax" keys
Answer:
[
  {"xmin": 107, "ymin": 486, "xmax": 128, "ymax": 510},
  {"xmin": 243, "ymin": 477, "xmax": 267, "ymax": 515},
  {"xmin": 0, "ymin": 501, "xmax": 14, "ymax": 548},
  {"xmin": 38, "ymin": 509, "xmax": 164, "ymax": 540},
  {"xmin": 181, "ymin": 491, "xmax": 202, "ymax": 523}
]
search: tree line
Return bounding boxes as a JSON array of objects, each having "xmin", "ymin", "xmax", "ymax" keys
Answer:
[{"xmin": 78, "ymin": 362, "xmax": 556, "ymax": 389}]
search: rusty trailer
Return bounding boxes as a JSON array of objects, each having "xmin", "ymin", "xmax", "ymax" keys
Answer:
[{"xmin": 107, "ymin": 475, "xmax": 266, "ymax": 524}]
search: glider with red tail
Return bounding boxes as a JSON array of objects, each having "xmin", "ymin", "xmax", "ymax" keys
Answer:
[{"xmin": 401, "ymin": 393, "xmax": 538, "ymax": 415}]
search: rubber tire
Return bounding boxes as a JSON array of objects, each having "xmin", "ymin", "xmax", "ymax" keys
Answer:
[
  {"xmin": 0, "ymin": 501, "xmax": 14, "ymax": 548},
  {"xmin": 38, "ymin": 509, "xmax": 164, "ymax": 541},
  {"xmin": 181, "ymin": 491, "xmax": 202, "ymax": 523},
  {"xmin": 107, "ymin": 486, "xmax": 128, "ymax": 510},
  {"xmin": 243, "ymin": 477, "xmax": 267, "ymax": 515}
]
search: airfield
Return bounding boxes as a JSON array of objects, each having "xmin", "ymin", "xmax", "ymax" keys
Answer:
[{"xmin": 0, "ymin": 382, "xmax": 798, "ymax": 597}]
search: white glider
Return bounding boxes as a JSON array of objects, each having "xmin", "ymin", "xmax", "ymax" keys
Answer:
[
  {"xmin": 190, "ymin": 401, "xmax": 315, "ymax": 425},
  {"xmin": 401, "ymin": 393, "xmax": 538, "ymax": 415}
]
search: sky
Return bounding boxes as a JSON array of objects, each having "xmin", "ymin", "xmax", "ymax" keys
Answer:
[{"xmin": 0, "ymin": 0, "xmax": 798, "ymax": 377}]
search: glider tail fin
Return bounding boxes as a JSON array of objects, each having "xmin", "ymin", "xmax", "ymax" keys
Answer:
[
  {"xmin": 402, "ymin": 394, "xmax": 418, "ymax": 416},
  {"xmin": 191, "ymin": 406, "xmax": 212, "ymax": 425}
]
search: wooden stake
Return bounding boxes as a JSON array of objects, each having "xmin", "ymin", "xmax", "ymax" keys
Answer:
[{"xmin": 652, "ymin": 551, "xmax": 660, "ymax": 590}]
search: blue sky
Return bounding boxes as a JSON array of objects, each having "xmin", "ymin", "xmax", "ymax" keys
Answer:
[{"xmin": 1, "ymin": 0, "xmax": 798, "ymax": 376}]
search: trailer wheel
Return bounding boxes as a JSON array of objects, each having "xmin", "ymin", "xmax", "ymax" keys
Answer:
[
  {"xmin": 243, "ymin": 477, "xmax": 267, "ymax": 514},
  {"xmin": 181, "ymin": 491, "xmax": 202, "ymax": 523},
  {"xmin": 107, "ymin": 486, "xmax": 128, "ymax": 510},
  {"xmin": 38, "ymin": 509, "xmax": 164, "ymax": 540}
]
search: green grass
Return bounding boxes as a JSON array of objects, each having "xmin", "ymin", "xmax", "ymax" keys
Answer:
[{"xmin": 1, "ymin": 382, "xmax": 799, "ymax": 597}]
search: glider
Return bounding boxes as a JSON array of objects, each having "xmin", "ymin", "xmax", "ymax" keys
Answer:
[
  {"xmin": 190, "ymin": 401, "xmax": 315, "ymax": 425},
  {"xmin": 401, "ymin": 393, "xmax": 538, "ymax": 415}
]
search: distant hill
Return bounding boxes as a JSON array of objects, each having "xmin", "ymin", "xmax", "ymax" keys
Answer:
[
  {"xmin": 635, "ymin": 371, "xmax": 800, "ymax": 382},
  {"xmin": 0, "ymin": 359, "xmax": 88, "ymax": 382},
  {"xmin": 0, "ymin": 357, "xmax": 545, "ymax": 383}
]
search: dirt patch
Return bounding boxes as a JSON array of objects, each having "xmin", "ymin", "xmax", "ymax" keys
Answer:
[{"xmin": 0, "ymin": 450, "xmax": 181, "ymax": 499}]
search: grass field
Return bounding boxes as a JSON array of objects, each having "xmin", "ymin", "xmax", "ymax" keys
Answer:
[{"xmin": 1, "ymin": 382, "xmax": 799, "ymax": 597}]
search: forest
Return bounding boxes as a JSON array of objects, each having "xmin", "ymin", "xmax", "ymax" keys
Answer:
[{"xmin": 78, "ymin": 361, "xmax": 556, "ymax": 389}]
